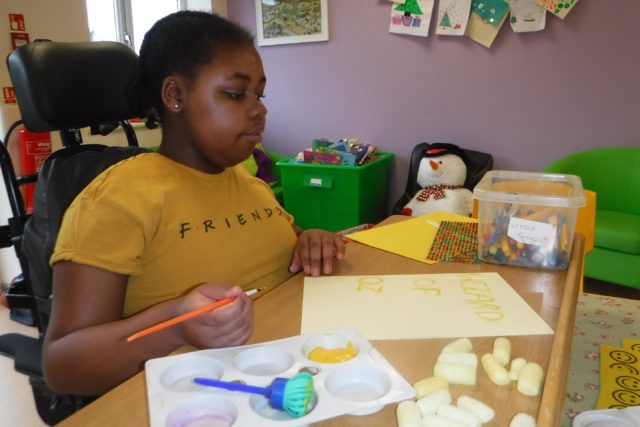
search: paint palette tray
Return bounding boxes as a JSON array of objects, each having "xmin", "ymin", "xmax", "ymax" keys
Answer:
[{"xmin": 144, "ymin": 327, "xmax": 415, "ymax": 427}]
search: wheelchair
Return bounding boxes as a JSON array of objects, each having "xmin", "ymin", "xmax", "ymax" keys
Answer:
[{"xmin": 0, "ymin": 40, "xmax": 149, "ymax": 425}]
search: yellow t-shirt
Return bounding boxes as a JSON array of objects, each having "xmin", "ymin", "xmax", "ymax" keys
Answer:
[{"xmin": 51, "ymin": 152, "xmax": 296, "ymax": 317}]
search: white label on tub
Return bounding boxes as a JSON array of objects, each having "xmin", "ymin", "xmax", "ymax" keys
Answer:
[
  {"xmin": 508, "ymin": 218, "xmax": 555, "ymax": 247},
  {"xmin": 310, "ymin": 178, "xmax": 323, "ymax": 186}
]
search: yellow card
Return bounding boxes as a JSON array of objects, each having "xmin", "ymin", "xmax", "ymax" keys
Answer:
[
  {"xmin": 596, "ymin": 343, "xmax": 640, "ymax": 409},
  {"xmin": 301, "ymin": 273, "xmax": 553, "ymax": 340},
  {"xmin": 623, "ymin": 338, "xmax": 640, "ymax": 353},
  {"xmin": 346, "ymin": 212, "xmax": 477, "ymax": 264}
]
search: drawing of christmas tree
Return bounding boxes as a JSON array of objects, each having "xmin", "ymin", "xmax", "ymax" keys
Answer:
[
  {"xmin": 394, "ymin": 0, "xmax": 423, "ymax": 26},
  {"xmin": 440, "ymin": 11, "xmax": 452, "ymax": 28}
]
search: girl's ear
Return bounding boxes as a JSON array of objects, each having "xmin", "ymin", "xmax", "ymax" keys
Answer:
[{"xmin": 161, "ymin": 76, "xmax": 185, "ymax": 113}]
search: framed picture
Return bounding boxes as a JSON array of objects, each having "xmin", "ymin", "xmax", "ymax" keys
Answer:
[{"xmin": 255, "ymin": 0, "xmax": 329, "ymax": 46}]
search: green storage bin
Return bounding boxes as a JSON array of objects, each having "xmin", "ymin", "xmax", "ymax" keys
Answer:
[{"xmin": 277, "ymin": 152, "xmax": 394, "ymax": 232}]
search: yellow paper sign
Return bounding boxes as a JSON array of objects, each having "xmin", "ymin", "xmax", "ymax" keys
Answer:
[
  {"xmin": 623, "ymin": 338, "xmax": 640, "ymax": 353},
  {"xmin": 596, "ymin": 343, "xmax": 640, "ymax": 409},
  {"xmin": 301, "ymin": 272, "xmax": 553, "ymax": 340},
  {"xmin": 346, "ymin": 212, "xmax": 477, "ymax": 265}
]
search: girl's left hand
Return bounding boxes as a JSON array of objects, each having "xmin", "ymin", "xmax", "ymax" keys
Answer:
[{"xmin": 289, "ymin": 229, "xmax": 345, "ymax": 277}]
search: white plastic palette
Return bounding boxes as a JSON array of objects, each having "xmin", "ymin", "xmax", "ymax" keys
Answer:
[{"xmin": 144, "ymin": 327, "xmax": 415, "ymax": 427}]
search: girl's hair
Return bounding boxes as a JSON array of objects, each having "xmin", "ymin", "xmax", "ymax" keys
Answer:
[{"xmin": 129, "ymin": 11, "xmax": 254, "ymax": 127}]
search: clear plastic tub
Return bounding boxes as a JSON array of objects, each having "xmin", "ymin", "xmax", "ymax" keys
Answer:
[{"xmin": 473, "ymin": 170, "xmax": 585, "ymax": 270}]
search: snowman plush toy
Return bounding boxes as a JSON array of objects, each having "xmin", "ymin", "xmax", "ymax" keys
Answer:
[{"xmin": 399, "ymin": 145, "xmax": 473, "ymax": 217}]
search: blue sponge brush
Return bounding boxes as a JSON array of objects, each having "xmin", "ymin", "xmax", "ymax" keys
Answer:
[{"xmin": 194, "ymin": 372, "xmax": 314, "ymax": 418}]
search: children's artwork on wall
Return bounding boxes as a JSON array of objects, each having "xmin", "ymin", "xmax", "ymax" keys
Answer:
[
  {"xmin": 301, "ymin": 273, "xmax": 554, "ymax": 340},
  {"xmin": 389, "ymin": 0, "xmax": 435, "ymax": 37},
  {"xmin": 471, "ymin": 0, "xmax": 510, "ymax": 24},
  {"xmin": 436, "ymin": 0, "xmax": 472, "ymax": 36},
  {"xmin": 464, "ymin": 3, "xmax": 510, "ymax": 48},
  {"xmin": 387, "ymin": 0, "xmax": 580, "ymax": 47},
  {"xmin": 536, "ymin": 0, "xmax": 578, "ymax": 20},
  {"xmin": 508, "ymin": 0, "xmax": 546, "ymax": 32}
]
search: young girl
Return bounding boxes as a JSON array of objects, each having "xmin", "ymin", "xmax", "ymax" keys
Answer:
[{"xmin": 43, "ymin": 11, "xmax": 344, "ymax": 396}]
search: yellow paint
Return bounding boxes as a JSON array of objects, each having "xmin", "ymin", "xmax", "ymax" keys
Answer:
[{"xmin": 307, "ymin": 342, "xmax": 357, "ymax": 363}]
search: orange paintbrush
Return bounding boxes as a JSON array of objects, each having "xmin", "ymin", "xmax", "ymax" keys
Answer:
[{"xmin": 126, "ymin": 288, "xmax": 260, "ymax": 343}]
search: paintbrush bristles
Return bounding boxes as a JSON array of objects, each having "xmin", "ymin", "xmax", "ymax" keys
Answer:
[{"xmin": 282, "ymin": 372, "xmax": 314, "ymax": 418}]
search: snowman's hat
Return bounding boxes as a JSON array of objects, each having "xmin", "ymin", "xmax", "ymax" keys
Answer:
[{"xmin": 422, "ymin": 143, "xmax": 466, "ymax": 160}]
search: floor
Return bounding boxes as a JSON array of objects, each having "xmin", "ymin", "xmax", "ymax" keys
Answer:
[
  {"xmin": 0, "ymin": 306, "xmax": 46, "ymax": 427},
  {"xmin": 583, "ymin": 277, "xmax": 640, "ymax": 300},
  {"xmin": 0, "ymin": 278, "xmax": 637, "ymax": 427},
  {"xmin": 561, "ymin": 291, "xmax": 640, "ymax": 426}
]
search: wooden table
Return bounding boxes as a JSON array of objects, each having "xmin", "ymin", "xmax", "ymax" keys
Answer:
[{"xmin": 58, "ymin": 216, "xmax": 583, "ymax": 427}]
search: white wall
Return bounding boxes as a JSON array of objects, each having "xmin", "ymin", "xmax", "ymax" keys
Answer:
[
  {"xmin": 0, "ymin": 0, "xmax": 89, "ymax": 89},
  {"xmin": 0, "ymin": 0, "xmax": 92, "ymax": 284},
  {"xmin": 0, "ymin": 108, "xmax": 22, "ymax": 284}
]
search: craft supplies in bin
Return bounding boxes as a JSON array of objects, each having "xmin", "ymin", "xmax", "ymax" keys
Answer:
[
  {"xmin": 144, "ymin": 327, "xmax": 415, "ymax": 427},
  {"xmin": 277, "ymin": 152, "xmax": 393, "ymax": 232},
  {"xmin": 473, "ymin": 171, "xmax": 585, "ymax": 270}
]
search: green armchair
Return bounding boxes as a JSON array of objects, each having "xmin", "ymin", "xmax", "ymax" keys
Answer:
[{"xmin": 544, "ymin": 147, "xmax": 640, "ymax": 289}]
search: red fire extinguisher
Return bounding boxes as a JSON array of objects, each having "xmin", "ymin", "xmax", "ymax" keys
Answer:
[{"xmin": 18, "ymin": 128, "xmax": 52, "ymax": 214}]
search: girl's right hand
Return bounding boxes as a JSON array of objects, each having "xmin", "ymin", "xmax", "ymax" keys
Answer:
[{"xmin": 174, "ymin": 284, "xmax": 254, "ymax": 349}]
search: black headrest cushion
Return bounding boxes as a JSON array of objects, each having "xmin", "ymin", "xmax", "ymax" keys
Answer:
[{"xmin": 7, "ymin": 41, "xmax": 143, "ymax": 133}]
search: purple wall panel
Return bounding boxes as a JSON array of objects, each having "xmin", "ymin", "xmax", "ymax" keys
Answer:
[{"xmin": 229, "ymin": 1, "xmax": 640, "ymax": 211}]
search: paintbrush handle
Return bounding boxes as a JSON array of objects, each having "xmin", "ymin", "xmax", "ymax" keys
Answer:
[
  {"xmin": 126, "ymin": 297, "xmax": 235, "ymax": 342},
  {"xmin": 193, "ymin": 377, "xmax": 272, "ymax": 396}
]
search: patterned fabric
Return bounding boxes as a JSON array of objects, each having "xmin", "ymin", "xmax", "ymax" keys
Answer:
[
  {"xmin": 426, "ymin": 221, "xmax": 481, "ymax": 264},
  {"xmin": 416, "ymin": 184, "xmax": 463, "ymax": 201},
  {"xmin": 562, "ymin": 293, "xmax": 640, "ymax": 425}
]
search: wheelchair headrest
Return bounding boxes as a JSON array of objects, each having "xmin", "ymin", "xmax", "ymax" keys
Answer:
[{"xmin": 7, "ymin": 41, "xmax": 143, "ymax": 133}]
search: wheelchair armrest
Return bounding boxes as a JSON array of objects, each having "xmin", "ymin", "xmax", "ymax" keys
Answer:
[
  {"xmin": 0, "ymin": 332, "xmax": 43, "ymax": 377},
  {"xmin": 0, "ymin": 225, "xmax": 11, "ymax": 248},
  {"xmin": 6, "ymin": 290, "xmax": 50, "ymax": 316}
]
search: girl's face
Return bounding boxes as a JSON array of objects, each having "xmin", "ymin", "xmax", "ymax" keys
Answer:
[{"xmin": 167, "ymin": 45, "xmax": 267, "ymax": 173}]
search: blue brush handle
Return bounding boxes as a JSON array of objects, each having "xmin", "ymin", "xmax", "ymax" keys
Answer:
[
  {"xmin": 193, "ymin": 377, "xmax": 272, "ymax": 397},
  {"xmin": 194, "ymin": 377, "xmax": 288, "ymax": 411}
]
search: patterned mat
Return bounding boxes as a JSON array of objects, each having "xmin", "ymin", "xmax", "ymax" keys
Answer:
[
  {"xmin": 562, "ymin": 293, "xmax": 640, "ymax": 425},
  {"xmin": 426, "ymin": 221, "xmax": 482, "ymax": 264}
]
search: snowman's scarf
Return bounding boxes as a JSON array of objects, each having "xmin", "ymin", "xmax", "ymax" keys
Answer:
[{"xmin": 416, "ymin": 184, "xmax": 463, "ymax": 201}]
